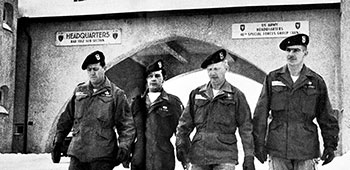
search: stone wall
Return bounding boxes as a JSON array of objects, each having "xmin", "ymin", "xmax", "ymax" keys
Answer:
[{"xmin": 0, "ymin": 0, "xmax": 18, "ymax": 153}]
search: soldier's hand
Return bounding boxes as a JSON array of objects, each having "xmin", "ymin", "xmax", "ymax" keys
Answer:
[
  {"xmin": 254, "ymin": 146, "xmax": 267, "ymax": 164},
  {"xmin": 243, "ymin": 156, "xmax": 255, "ymax": 170},
  {"xmin": 115, "ymin": 148, "xmax": 129, "ymax": 166},
  {"xmin": 122, "ymin": 161, "xmax": 130, "ymax": 168},
  {"xmin": 181, "ymin": 161, "xmax": 190, "ymax": 170},
  {"xmin": 321, "ymin": 147, "xmax": 335, "ymax": 166},
  {"xmin": 177, "ymin": 147, "xmax": 190, "ymax": 170},
  {"xmin": 121, "ymin": 148, "xmax": 132, "ymax": 168},
  {"xmin": 51, "ymin": 142, "xmax": 62, "ymax": 163},
  {"xmin": 176, "ymin": 147, "xmax": 188, "ymax": 163}
]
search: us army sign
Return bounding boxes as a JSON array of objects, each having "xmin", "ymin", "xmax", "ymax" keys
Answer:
[
  {"xmin": 232, "ymin": 21, "xmax": 309, "ymax": 39},
  {"xmin": 55, "ymin": 29, "xmax": 122, "ymax": 46}
]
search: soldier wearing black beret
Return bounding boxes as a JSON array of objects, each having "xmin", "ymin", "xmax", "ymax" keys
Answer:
[
  {"xmin": 279, "ymin": 33, "xmax": 309, "ymax": 51},
  {"xmin": 200, "ymin": 49, "xmax": 227, "ymax": 69},
  {"xmin": 81, "ymin": 50, "xmax": 106, "ymax": 70},
  {"xmin": 52, "ymin": 50, "xmax": 136, "ymax": 170},
  {"xmin": 253, "ymin": 34, "xmax": 339, "ymax": 170},
  {"xmin": 176, "ymin": 49, "xmax": 255, "ymax": 170},
  {"xmin": 145, "ymin": 59, "xmax": 166, "ymax": 78},
  {"xmin": 126, "ymin": 59, "xmax": 183, "ymax": 170}
]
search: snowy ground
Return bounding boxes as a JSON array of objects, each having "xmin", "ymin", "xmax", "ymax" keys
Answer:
[
  {"xmin": 0, "ymin": 133, "xmax": 348, "ymax": 170},
  {"xmin": 0, "ymin": 151, "xmax": 348, "ymax": 170}
]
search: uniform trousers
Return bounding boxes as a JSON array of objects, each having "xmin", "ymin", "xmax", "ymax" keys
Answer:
[
  {"xmin": 269, "ymin": 156, "xmax": 316, "ymax": 170},
  {"xmin": 68, "ymin": 156, "xmax": 114, "ymax": 170},
  {"xmin": 191, "ymin": 163, "xmax": 235, "ymax": 170}
]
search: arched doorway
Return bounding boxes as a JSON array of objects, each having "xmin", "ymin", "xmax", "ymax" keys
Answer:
[{"xmin": 105, "ymin": 35, "xmax": 265, "ymax": 100}]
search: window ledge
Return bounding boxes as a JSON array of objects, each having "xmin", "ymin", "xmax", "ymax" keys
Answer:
[
  {"xmin": 0, "ymin": 105, "xmax": 8, "ymax": 115},
  {"xmin": 2, "ymin": 23, "xmax": 13, "ymax": 32}
]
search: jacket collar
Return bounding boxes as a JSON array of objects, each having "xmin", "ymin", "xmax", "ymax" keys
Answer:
[
  {"xmin": 199, "ymin": 80, "xmax": 233, "ymax": 93},
  {"xmin": 142, "ymin": 88, "xmax": 169, "ymax": 101},
  {"xmin": 276, "ymin": 64, "xmax": 314, "ymax": 88},
  {"xmin": 78, "ymin": 76, "xmax": 112, "ymax": 95},
  {"xmin": 276, "ymin": 64, "xmax": 313, "ymax": 77},
  {"xmin": 198, "ymin": 80, "xmax": 233, "ymax": 98},
  {"xmin": 143, "ymin": 88, "xmax": 169, "ymax": 113}
]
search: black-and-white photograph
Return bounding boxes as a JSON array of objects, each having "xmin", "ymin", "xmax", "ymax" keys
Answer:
[{"xmin": 0, "ymin": 0, "xmax": 348, "ymax": 170}]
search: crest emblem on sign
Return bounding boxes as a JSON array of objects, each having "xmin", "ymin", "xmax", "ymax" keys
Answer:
[
  {"xmin": 302, "ymin": 36, "xmax": 306, "ymax": 43},
  {"xmin": 113, "ymin": 33, "xmax": 118, "ymax": 39},
  {"xmin": 158, "ymin": 61, "xmax": 162, "ymax": 68},
  {"xmin": 240, "ymin": 24, "xmax": 245, "ymax": 31},
  {"xmin": 219, "ymin": 52, "xmax": 224, "ymax": 59},
  {"xmin": 95, "ymin": 54, "xmax": 100, "ymax": 60},
  {"xmin": 295, "ymin": 22, "xmax": 301, "ymax": 29},
  {"xmin": 57, "ymin": 32, "xmax": 64, "ymax": 42}
]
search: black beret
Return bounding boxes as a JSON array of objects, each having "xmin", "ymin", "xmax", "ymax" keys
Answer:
[
  {"xmin": 201, "ymin": 49, "xmax": 227, "ymax": 69},
  {"xmin": 146, "ymin": 59, "xmax": 166, "ymax": 77},
  {"xmin": 279, "ymin": 34, "xmax": 309, "ymax": 51},
  {"xmin": 81, "ymin": 50, "xmax": 106, "ymax": 70}
]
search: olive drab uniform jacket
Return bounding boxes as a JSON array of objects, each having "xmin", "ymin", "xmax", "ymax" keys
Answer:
[
  {"xmin": 130, "ymin": 89, "xmax": 183, "ymax": 170},
  {"xmin": 55, "ymin": 77, "xmax": 136, "ymax": 162},
  {"xmin": 176, "ymin": 81, "xmax": 254, "ymax": 165},
  {"xmin": 253, "ymin": 65, "xmax": 339, "ymax": 160}
]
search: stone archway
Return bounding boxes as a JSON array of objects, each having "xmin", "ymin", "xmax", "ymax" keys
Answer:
[{"xmin": 105, "ymin": 35, "xmax": 266, "ymax": 100}]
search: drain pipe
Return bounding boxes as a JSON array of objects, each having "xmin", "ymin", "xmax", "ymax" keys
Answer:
[{"xmin": 22, "ymin": 17, "xmax": 32, "ymax": 153}]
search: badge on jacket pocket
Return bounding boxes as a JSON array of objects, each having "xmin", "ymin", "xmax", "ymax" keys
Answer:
[{"xmin": 161, "ymin": 106, "xmax": 169, "ymax": 112}]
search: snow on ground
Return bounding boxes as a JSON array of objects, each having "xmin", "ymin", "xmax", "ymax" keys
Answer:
[{"xmin": 0, "ymin": 151, "xmax": 349, "ymax": 170}]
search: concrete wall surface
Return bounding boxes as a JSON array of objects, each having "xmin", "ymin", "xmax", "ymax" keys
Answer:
[
  {"xmin": 0, "ymin": 0, "xmax": 18, "ymax": 153},
  {"xmin": 15, "ymin": 7, "xmax": 343, "ymax": 152},
  {"xmin": 340, "ymin": 0, "xmax": 350, "ymax": 155}
]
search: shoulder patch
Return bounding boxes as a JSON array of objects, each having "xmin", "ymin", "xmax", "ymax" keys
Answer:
[
  {"xmin": 272, "ymin": 81, "xmax": 286, "ymax": 86},
  {"xmin": 77, "ymin": 82, "xmax": 85, "ymax": 86}
]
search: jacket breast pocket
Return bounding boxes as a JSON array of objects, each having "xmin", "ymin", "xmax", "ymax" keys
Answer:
[
  {"xmin": 194, "ymin": 99, "xmax": 209, "ymax": 124},
  {"xmin": 214, "ymin": 99, "xmax": 235, "ymax": 125},
  {"xmin": 96, "ymin": 96, "xmax": 114, "ymax": 125},
  {"xmin": 157, "ymin": 106, "xmax": 173, "ymax": 117},
  {"xmin": 271, "ymin": 86, "xmax": 287, "ymax": 111},
  {"xmin": 302, "ymin": 88, "xmax": 318, "ymax": 114},
  {"xmin": 156, "ymin": 106, "xmax": 177, "ymax": 137},
  {"xmin": 74, "ymin": 95, "xmax": 88, "ymax": 119}
]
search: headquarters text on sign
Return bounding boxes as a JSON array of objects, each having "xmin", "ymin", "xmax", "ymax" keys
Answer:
[
  {"xmin": 232, "ymin": 21, "xmax": 309, "ymax": 39},
  {"xmin": 55, "ymin": 29, "xmax": 122, "ymax": 46}
]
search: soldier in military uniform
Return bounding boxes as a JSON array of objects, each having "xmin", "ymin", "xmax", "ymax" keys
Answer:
[
  {"xmin": 127, "ymin": 60, "xmax": 183, "ymax": 170},
  {"xmin": 51, "ymin": 50, "xmax": 136, "ymax": 170},
  {"xmin": 176, "ymin": 49, "xmax": 255, "ymax": 170},
  {"xmin": 253, "ymin": 34, "xmax": 339, "ymax": 170}
]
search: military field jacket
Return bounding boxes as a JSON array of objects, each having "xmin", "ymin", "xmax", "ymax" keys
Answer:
[
  {"xmin": 176, "ymin": 81, "xmax": 254, "ymax": 165},
  {"xmin": 130, "ymin": 89, "xmax": 183, "ymax": 170},
  {"xmin": 55, "ymin": 77, "xmax": 135, "ymax": 162},
  {"xmin": 253, "ymin": 65, "xmax": 339, "ymax": 160}
]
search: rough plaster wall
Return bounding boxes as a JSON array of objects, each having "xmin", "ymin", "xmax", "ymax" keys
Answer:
[
  {"xmin": 0, "ymin": 0, "xmax": 18, "ymax": 152},
  {"xmin": 25, "ymin": 9, "xmax": 339, "ymax": 152},
  {"xmin": 0, "ymin": 30, "xmax": 15, "ymax": 153},
  {"xmin": 341, "ymin": 1, "xmax": 350, "ymax": 154}
]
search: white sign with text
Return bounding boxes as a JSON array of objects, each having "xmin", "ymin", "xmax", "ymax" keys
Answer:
[
  {"xmin": 55, "ymin": 29, "xmax": 122, "ymax": 46},
  {"xmin": 232, "ymin": 21, "xmax": 309, "ymax": 39}
]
